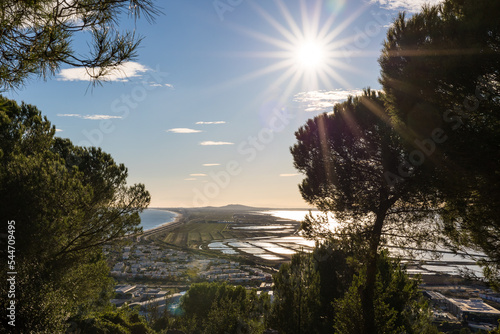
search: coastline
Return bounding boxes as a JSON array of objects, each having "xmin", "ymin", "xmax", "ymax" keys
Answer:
[
  {"xmin": 138, "ymin": 210, "xmax": 183, "ymax": 240},
  {"xmin": 144, "ymin": 210, "xmax": 181, "ymax": 231}
]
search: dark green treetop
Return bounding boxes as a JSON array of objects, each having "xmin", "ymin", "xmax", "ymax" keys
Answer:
[
  {"xmin": 291, "ymin": 90, "xmax": 439, "ymax": 333},
  {"xmin": 0, "ymin": 96, "xmax": 150, "ymax": 332},
  {"xmin": 379, "ymin": 0, "xmax": 500, "ymax": 287}
]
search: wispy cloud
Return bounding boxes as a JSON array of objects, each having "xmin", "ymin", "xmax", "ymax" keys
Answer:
[
  {"xmin": 184, "ymin": 178, "xmax": 197, "ymax": 181},
  {"xmin": 200, "ymin": 141, "xmax": 234, "ymax": 146},
  {"xmin": 280, "ymin": 173, "xmax": 299, "ymax": 177},
  {"xmin": 145, "ymin": 82, "xmax": 173, "ymax": 88},
  {"xmin": 57, "ymin": 113, "xmax": 122, "ymax": 120},
  {"xmin": 166, "ymin": 128, "xmax": 202, "ymax": 134},
  {"xmin": 196, "ymin": 121, "xmax": 226, "ymax": 125},
  {"xmin": 55, "ymin": 128, "xmax": 63, "ymax": 132},
  {"xmin": 58, "ymin": 113, "xmax": 80, "ymax": 117},
  {"xmin": 83, "ymin": 115, "xmax": 122, "ymax": 120},
  {"xmin": 190, "ymin": 173, "xmax": 207, "ymax": 177},
  {"xmin": 294, "ymin": 89, "xmax": 365, "ymax": 112},
  {"xmin": 369, "ymin": 0, "xmax": 443, "ymax": 13},
  {"xmin": 203, "ymin": 163, "xmax": 221, "ymax": 167},
  {"xmin": 57, "ymin": 61, "xmax": 149, "ymax": 82}
]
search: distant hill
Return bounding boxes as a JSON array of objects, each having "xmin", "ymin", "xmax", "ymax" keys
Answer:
[
  {"xmin": 201, "ymin": 204, "xmax": 266, "ymax": 211},
  {"xmin": 160, "ymin": 204, "xmax": 313, "ymax": 211}
]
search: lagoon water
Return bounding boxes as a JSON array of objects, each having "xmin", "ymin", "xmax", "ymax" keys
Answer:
[
  {"xmin": 260, "ymin": 210, "xmax": 317, "ymax": 221},
  {"xmin": 261, "ymin": 210, "xmax": 340, "ymax": 232},
  {"xmin": 139, "ymin": 209, "xmax": 177, "ymax": 231},
  {"xmin": 248, "ymin": 211, "xmax": 485, "ymax": 276}
]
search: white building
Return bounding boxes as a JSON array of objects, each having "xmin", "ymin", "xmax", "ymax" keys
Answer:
[{"xmin": 445, "ymin": 297, "xmax": 500, "ymax": 324}]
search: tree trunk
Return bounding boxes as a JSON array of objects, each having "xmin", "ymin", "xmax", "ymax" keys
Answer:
[{"xmin": 361, "ymin": 206, "xmax": 388, "ymax": 334}]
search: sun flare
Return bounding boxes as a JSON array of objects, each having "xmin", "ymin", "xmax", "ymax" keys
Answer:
[
  {"xmin": 295, "ymin": 40, "xmax": 326, "ymax": 69},
  {"xmin": 224, "ymin": 0, "xmax": 366, "ymax": 99}
]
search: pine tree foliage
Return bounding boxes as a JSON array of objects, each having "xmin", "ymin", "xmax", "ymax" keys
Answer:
[
  {"xmin": 0, "ymin": 96, "xmax": 150, "ymax": 332},
  {"xmin": 379, "ymin": 0, "xmax": 500, "ymax": 286},
  {"xmin": 0, "ymin": 0, "xmax": 160, "ymax": 90}
]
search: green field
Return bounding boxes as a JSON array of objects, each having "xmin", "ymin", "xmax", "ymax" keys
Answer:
[
  {"xmin": 154, "ymin": 209, "xmax": 299, "ymax": 249},
  {"xmin": 161, "ymin": 221, "xmax": 261, "ymax": 248},
  {"xmin": 158, "ymin": 221, "xmax": 257, "ymax": 249}
]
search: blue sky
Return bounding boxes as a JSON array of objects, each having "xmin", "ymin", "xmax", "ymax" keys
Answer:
[{"xmin": 5, "ymin": 0, "xmax": 441, "ymax": 208}]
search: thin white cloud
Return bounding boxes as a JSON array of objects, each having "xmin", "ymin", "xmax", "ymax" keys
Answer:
[
  {"xmin": 55, "ymin": 128, "xmax": 63, "ymax": 132},
  {"xmin": 57, "ymin": 113, "xmax": 81, "ymax": 117},
  {"xmin": 200, "ymin": 141, "xmax": 234, "ymax": 146},
  {"xmin": 184, "ymin": 178, "xmax": 197, "ymax": 181},
  {"xmin": 190, "ymin": 173, "xmax": 207, "ymax": 177},
  {"xmin": 82, "ymin": 115, "xmax": 122, "ymax": 120},
  {"xmin": 57, "ymin": 113, "xmax": 122, "ymax": 120},
  {"xmin": 145, "ymin": 82, "xmax": 173, "ymax": 88},
  {"xmin": 369, "ymin": 0, "xmax": 443, "ymax": 13},
  {"xmin": 57, "ymin": 61, "xmax": 148, "ymax": 82},
  {"xmin": 203, "ymin": 163, "xmax": 221, "ymax": 167},
  {"xmin": 294, "ymin": 89, "xmax": 365, "ymax": 112},
  {"xmin": 196, "ymin": 121, "xmax": 226, "ymax": 125},
  {"xmin": 280, "ymin": 173, "xmax": 299, "ymax": 177},
  {"xmin": 166, "ymin": 128, "xmax": 202, "ymax": 134}
]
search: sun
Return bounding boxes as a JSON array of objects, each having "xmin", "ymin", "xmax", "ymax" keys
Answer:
[
  {"xmin": 219, "ymin": 1, "xmax": 365, "ymax": 100},
  {"xmin": 295, "ymin": 40, "xmax": 326, "ymax": 70}
]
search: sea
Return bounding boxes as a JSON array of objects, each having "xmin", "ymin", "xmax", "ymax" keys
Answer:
[{"xmin": 139, "ymin": 209, "xmax": 178, "ymax": 230}]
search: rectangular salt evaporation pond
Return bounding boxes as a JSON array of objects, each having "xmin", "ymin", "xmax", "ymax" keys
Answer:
[
  {"xmin": 421, "ymin": 265, "xmax": 456, "ymax": 275},
  {"xmin": 208, "ymin": 249, "xmax": 239, "ymax": 255},
  {"xmin": 207, "ymin": 242, "xmax": 239, "ymax": 255},
  {"xmin": 267, "ymin": 236, "xmax": 316, "ymax": 248},
  {"xmin": 387, "ymin": 241, "xmax": 486, "ymax": 263},
  {"xmin": 257, "ymin": 254, "xmax": 283, "ymax": 261},
  {"xmin": 228, "ymin": 241, "xmax": 254, "ymax": 248},
  {"xmin": 219, "ymin": 249, "xmax": 239, "ymax": 255},
  {"xmin": 249, "ymin": 241, "xmax": 278, "ymax": 248},
  {"xmin": 265, "ymin": 230, "xmax": 296, "ymax": 234},
  {"xmin": 278, "ymin": 243, "xmax": 311, "ymax": 251},
  {"xmin": 438, "ymin": 252, "xmax": 487, "ymax": 263},
  {"xmin": 265, "ymin": 247, "xmax": 296, "ymax": 255},
  {"xmin": 404, "ymin": 268, "xmax": 430, "ymax": 275},
  {"xmin": 249, "ymin": 241, "xmax": 301, "ymax": 255},
  {"xmin": 231, "ymin": 225, "xmax": 295, "ymax": 230},
  {"xmin": 422, "ymin": 264, "xmax": 484, "ymax": 277},
  {"xmin": 208, "ymin": 242, "xmax": 228, "ymax": 249},
  {"xmin": 240, "ymin": 248, "xmax": 267, "ymax": 254}
]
